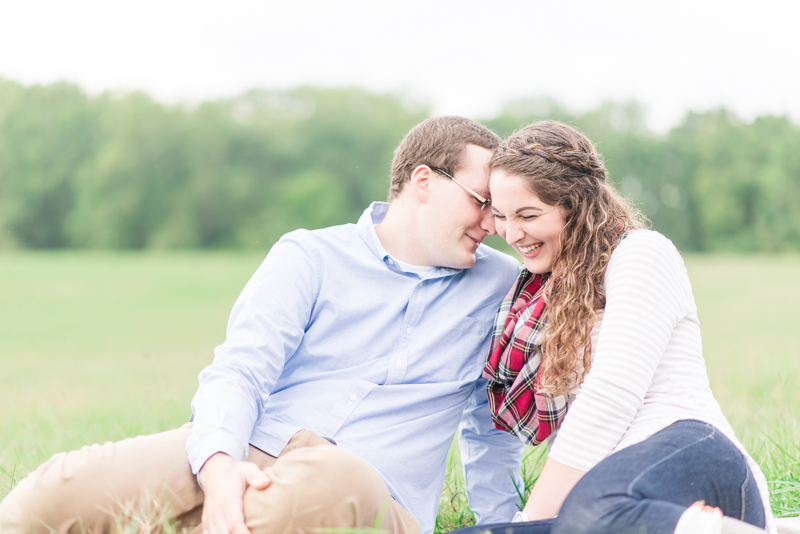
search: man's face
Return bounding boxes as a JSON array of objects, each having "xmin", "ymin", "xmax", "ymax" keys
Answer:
[{"xmin": 422, "ymin": 144, "xmax": 496, "ymax": 269}]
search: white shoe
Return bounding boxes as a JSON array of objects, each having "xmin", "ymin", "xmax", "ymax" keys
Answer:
[{"xmin": 674, "ymin": 502, "xmax": 765, "ymax": 534}]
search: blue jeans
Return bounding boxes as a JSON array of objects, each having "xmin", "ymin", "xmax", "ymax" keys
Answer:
[{"xmin": 454, "ymin": 420, "xmax": 765, "ymax": 534}]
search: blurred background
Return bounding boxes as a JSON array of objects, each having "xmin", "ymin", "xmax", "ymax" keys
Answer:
[
  {"xmin": 1, "ymin": 0, "xmax": 799, "ymax": 252},
  {"xmin": 1, "ymin": 0, "xmax": 799, "ymax": 524}
]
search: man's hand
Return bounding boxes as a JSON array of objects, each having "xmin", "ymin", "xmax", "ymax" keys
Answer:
[{"xmin": 198, "ymin": 452, "xmax": 271, "ymax": 534}]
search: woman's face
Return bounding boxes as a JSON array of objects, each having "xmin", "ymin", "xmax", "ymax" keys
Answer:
[{"xmin": 490, "ymin": 169, "xmax": 568, "ymax": 274}]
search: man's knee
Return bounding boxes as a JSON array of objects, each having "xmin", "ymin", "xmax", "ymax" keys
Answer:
[
  {"xmin": 0, "ymin": 427, "xmax": 201, "ymax": 534},
  {"xmin": 0, "ymin": 449, "xmax": 101, "ymax": 534},
  {"xmin": 244, "ymin": 446, "xmax": 404, "ymax": 534}
]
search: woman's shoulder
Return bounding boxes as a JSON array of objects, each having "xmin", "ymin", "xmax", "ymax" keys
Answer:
[
  {"xmin": 608, "ymin": 230, "xmax": 689, "ymax": 283},
  {"xmin": 606, "ymin": 229, "xmax": 692, "ymax": 302},
  {"xmin": 612, "ymin": 229, "xmax": 684, "ymax": 267},
  {"xmin": 619, "ymin": 228, "xmax": 677, "ymax": 249}
]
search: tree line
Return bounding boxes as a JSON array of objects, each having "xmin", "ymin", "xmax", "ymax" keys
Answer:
[{"xmin": 1, "ymin": 78, "xmax": 798, "ymax": 252}]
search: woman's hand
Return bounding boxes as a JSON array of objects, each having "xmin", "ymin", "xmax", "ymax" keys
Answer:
[{"xmin": 522, "ymin": 457, "xmax": 586, "ymax": 520}]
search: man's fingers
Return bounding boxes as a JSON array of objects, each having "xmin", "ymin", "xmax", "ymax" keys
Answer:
[
  {"xmin": 200, "ymin": 459, "xmax": 267, "ymax": 534},
  {"xmin": 203, "ymin": 511, "xmax": 230, "ymax": 534},
  {"xmin": 231, "ymin": 520, "xmax": 252, "ymax": 534},
  {"xmin": 241, "ymin": 462, "xmax": 271, "ymax": 490},
  {"xmin": 224, "ymin": 500, "xmax": 249, "ymax": 534},
  {"xmin": 203, "ymin": 499, "xmax": 249, "ymax": 534}
]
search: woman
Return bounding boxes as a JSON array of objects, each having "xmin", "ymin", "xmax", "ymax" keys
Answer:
[{"xmin": 467, "ymin": 121, "xmax": 774, "ymax": 534}]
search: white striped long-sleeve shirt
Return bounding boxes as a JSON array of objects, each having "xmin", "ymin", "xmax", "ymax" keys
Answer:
[{"xmin": 547, "ymin": 230, "xmax": 775, "ymax": 532}]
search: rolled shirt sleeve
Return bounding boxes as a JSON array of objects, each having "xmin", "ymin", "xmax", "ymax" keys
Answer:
[{"xmin": 459, "ymin": 377, "xmax": 524, "ymax": 524}]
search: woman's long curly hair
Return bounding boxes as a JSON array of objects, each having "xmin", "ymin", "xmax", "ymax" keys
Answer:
[{"xmin": 489, "ymin": 121, "xmax": 647, "ymax": 397}]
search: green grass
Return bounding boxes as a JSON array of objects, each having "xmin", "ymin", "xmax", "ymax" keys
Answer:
[
  {"xmin": 684, "ymin": 254, "xmax": 800, "ymax": 521},
  {"xmin": 1, "ymin": 251, "xmax": 798, "ymax": 529},
  {"xmin": 0, "ymin": 251, "xmax": 265, "ymax": 481}
]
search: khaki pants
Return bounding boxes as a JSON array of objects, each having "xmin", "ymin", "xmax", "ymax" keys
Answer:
[{"xmin": 0, "ymin": 425, "xmax": 418, "ymax": 534}]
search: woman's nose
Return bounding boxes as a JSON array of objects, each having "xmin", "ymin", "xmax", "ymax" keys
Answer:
[{"xmin": 504, "ymin": 219, "xmax": 524, "ymax": 246}]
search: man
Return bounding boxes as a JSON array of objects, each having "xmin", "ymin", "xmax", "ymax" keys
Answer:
[{"xmin": 0, "ymin": 116, "xmax": 523, "ymax": 534}]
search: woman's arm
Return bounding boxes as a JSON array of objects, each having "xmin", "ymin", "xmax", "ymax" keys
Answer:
[
  {"xmin": 546, "ymin": 231, "xmax": 693, "ymax": 472},
  {"xmin": 522, "ymin": 458, "xmax": 587, "ymax": 519},
  {"xmin": 519, "ymin": 231, "xmax": 693, "ymax": 520}
]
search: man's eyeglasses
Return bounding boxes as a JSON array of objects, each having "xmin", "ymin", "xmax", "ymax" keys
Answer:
[{"xmin": 430, "ymin": 167, "xmax": 491, "ymax": 211}]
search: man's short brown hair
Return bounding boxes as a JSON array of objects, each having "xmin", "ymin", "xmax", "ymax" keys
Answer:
[{"xmin": 388, "ymin": 116, "xmax": 501, "ymax": 201}]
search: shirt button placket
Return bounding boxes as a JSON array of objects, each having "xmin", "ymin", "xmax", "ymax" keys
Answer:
[{"xmin": 399, "ymin": 281, "xmax": 426, "ymax": 380}]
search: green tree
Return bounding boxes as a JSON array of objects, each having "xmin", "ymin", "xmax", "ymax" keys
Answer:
[
  {"xmin": 2, "ymin": 78, "xmax": 798, "ymax": 252},
  {"xmin": 0, "ymin": 80, "xmax": 102, "ymax": 248}
]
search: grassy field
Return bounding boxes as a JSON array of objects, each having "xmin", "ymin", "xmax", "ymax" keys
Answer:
[{"xmin": 1, "ymin": 251, "xmax": 799, "ymax": 529}]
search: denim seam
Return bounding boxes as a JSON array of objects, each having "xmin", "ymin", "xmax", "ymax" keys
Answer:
[
  {"xmin": 625, "ymin": 424, "xmax": 716, "ymax": 496},
  {"xmin": 739, "ymin": 460, "xmax": 751, "ymax": 521}
]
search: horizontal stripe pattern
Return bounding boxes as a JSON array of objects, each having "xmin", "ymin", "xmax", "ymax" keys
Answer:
[{"xmin": 547, "ymin": 230, "xmax": 775, "ymax": 532}]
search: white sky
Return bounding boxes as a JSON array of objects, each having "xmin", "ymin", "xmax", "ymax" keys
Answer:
[{"xmin": 1, "ymin": 0, "xmax": 798, "ymax": 131}]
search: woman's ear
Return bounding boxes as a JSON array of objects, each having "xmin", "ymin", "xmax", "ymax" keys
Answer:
[{"xmin": 408, "ymin": 165, "xmax": 433, "ymax": 205}]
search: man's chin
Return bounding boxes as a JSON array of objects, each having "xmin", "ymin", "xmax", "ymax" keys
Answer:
[{"xmin": 443, "ymin": 253, "xmax": 476, "ymax": 270}]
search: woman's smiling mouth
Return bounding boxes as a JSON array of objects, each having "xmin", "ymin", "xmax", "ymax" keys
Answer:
[{"xmin": 518, "ymin": 242, "xmax": 543, "ymax": 254}]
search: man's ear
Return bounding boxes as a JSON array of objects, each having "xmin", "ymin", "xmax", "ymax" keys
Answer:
[{"xmin": 409, "ymin": 165, "xmax": 433, "ymax": 205}]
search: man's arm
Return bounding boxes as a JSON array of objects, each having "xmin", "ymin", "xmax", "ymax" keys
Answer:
[
  {"xmin": 187, "ymin": 231, "xmax": 323, "ymax": 534},
  {"xmin": 459, "ymin": 377, "xmax": 525, "ymax": 525}
]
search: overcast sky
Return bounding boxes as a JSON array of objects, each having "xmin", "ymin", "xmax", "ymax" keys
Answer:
[{"xmin": 1, "ymin": 0, "xmax": 798, "ymax": 131}]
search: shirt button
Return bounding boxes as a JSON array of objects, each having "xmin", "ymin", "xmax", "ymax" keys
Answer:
[
  {"xmin": 349, "ymin": 394, "xmax": 357, "ymax": 402},
  {"xmin": 406, "ymin": 327, "xmax": 412, "ymax": 334},
  {"xmin": 395, "ymin": 360, "xmax": 403, "ymax": 367}
]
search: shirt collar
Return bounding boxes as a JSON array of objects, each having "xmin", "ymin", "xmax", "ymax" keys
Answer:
[
  {"xmin": 357, "ymin": 202, "xmax": 390, "ymax": 259},
  {"xmin": 356, "ymin": 202, "xmax": 461, "ymax": 280}
]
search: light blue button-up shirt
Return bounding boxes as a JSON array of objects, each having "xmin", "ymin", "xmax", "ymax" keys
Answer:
[{"xmin": 187, "ymin": 202, "xmax": 524, "ymax": 534}]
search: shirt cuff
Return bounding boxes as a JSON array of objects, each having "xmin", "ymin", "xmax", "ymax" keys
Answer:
[
  {"xmin": 185, "ymin": 429, "xmax": 250, "ymax": 476},
  {"xmin": 512, "ymin": 511, "xmax": 530, "ymax": 523}
]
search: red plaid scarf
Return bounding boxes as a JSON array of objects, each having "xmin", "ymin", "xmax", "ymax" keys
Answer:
[{"xmin": 482, "ymin": 269, "xmax": 568, "ymax": 446}]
